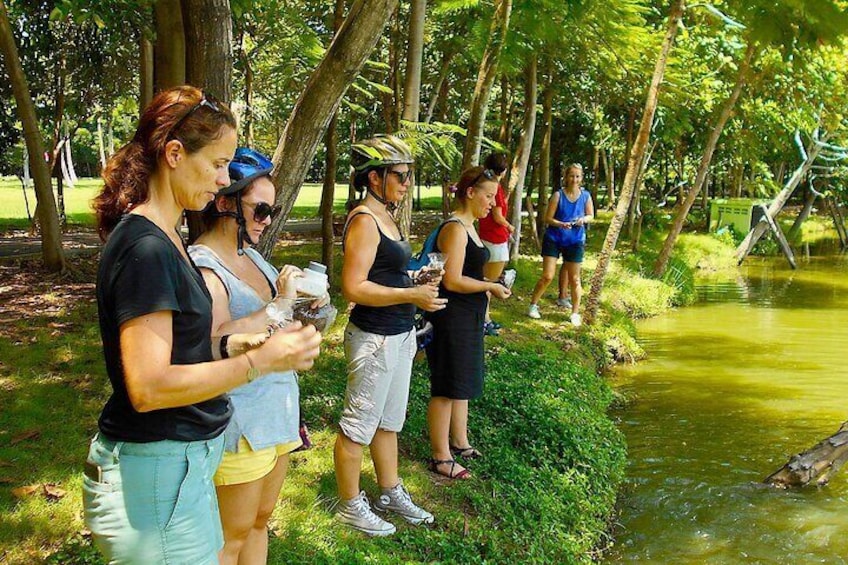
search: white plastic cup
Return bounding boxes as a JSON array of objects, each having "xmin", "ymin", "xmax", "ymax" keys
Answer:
[{"xmin": 295, "ymin": 262, "xmax": 329, "ymax": 297}]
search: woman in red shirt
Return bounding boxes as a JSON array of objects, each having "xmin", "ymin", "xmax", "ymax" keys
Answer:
[{"xmin": 478, "ymin": 153, "xmax": 514, "ymax": 334}]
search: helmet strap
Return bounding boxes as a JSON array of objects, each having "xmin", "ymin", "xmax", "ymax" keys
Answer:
[{"xmin": 212, "ymin": 194, "xmax": 252, "ymax": 255}]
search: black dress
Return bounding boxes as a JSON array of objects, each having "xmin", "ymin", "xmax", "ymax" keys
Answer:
[{"xmin": 425, "ymin": 224, "xmax": 489, "ymax": 400}]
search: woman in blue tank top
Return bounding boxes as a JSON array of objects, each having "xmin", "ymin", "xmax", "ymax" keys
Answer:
[
  {"xmin": 528, "ymin": 163, "xmax": 594, "ymax": 326},
  {"xmin": 189, "ymin": 148, "xmax": 326, "ymax": 564}
]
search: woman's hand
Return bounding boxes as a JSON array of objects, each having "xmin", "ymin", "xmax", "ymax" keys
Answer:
[
  {"xmin": 410, "ymin": 283, "xmax": 448, "ymax": 312},
  {"xmin": 254, "ymin": 322, "xmax": 322, "ymax": 372},
  {"xmin": 275, "ymin": 265, "xmax": 303, "ymax": 299},
  {"xmin": 489, "ymin": 283, "xmax": 512, "ymax": 300},
  {"xmin": 226, "ymin": 332, "xmax": 269, "ymax": 357}
]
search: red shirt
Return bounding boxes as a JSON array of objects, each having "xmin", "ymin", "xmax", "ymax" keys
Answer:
[{"xmin": 479, "ymin": 184, "xmax": 510, "ymax": 244}]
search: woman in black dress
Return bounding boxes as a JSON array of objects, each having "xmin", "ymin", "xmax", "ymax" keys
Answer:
[{"xmin": 426, "ymin": 166, "xmax": 512, "ymax": 479}]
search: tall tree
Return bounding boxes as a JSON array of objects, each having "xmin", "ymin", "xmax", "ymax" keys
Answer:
[
  {"xmin": 461, "ymin": 0, "xmax": 512, "ymax": 169},
  {"xmin": 584, "ymin": 0, "xmax": 685, "ymax": 325},
  {"xmin": 508, "ymin": 55, "xmax": 537, "ymax": 259},
  {"xmin": 183, "ymin": 0, "xmax": 233, "ymax": 103},
  {"xmin": 652, "ymin": 40, "xmax": 756, "ymax": 276},
  {"xmin": 320, "ymin": 0, "xmax": 347, "ymax": 281},
  {"xmin": 0, "ymin": 0, "xmax": 65, "ymax": 272},
  {"xmin": 257, "ymin": 0, "xmax": 401, "ymax": 257},
  {"xmin": 398, "ymin": 0, "xmax": 426, "ymax": 235}
]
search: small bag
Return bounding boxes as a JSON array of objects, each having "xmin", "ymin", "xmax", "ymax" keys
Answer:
[{"xmin": 414, "ymin": 312, "xmax": 434, "ymax": 350}]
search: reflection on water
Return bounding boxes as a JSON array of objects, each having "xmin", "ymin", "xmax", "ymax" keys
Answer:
[{"xmin": 607, "ymin": 250, "xmax": 848, "ymax": 564}]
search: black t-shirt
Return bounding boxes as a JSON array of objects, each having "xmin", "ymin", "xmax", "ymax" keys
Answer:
[{"xmin": 96, "ymin": 214, "xmax": 232, "ymax": 442}]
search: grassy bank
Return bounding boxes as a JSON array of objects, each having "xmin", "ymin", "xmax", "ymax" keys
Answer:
[{"xmin": 0, "ymin": 212, "xmax": 738, "ymax": 564}]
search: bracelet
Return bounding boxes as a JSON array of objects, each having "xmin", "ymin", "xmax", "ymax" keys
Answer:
[
  {"xmin": 220, "ymin": 335, "xmax": 230, "ymax": 359},
  {"xmin": 244, "ymin": 352, "xmax": 260, "ymax": 384}
]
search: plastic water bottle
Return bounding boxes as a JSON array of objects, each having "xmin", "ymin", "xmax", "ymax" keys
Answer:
[{"xmin": 296, "ymin": 261, "xmax": 328, "ymax": 297}]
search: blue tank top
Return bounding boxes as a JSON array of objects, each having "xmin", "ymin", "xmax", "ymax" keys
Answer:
[
  {"xmin": 545, "ymin": 188, "xmax": 589, "ymax": 246},
  {"xmin": 188, "ymin": 244, "xmax": 300, "ymax": 452}
]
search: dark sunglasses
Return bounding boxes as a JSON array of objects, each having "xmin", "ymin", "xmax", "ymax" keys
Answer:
[
  {"xmin": 472, "ymin": 168, "xmax": 498, "ymax": 186},
  {"xmin": 242, "ymin": 200, "xmax": 282, "ymax": 222},
  {"xmin": 170, "ymin": 92, "xmax": 222, "ymax": 137},
  {"xmin": 387, "ymin": 169, "xmax": 413, "ymax": 184}
]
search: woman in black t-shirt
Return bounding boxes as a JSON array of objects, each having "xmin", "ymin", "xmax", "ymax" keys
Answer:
[{"xmin": 84, "ymin": 86, "xmax": 321, "ymax": 564}]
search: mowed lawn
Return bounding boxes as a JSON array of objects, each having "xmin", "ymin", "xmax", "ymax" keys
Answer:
[{"xmin": 0, "ymin": 177, "xmax": 446, "ymax": 228}]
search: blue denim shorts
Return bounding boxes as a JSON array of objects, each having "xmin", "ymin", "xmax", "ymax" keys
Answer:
[
  {"xmin": 82, "ymin": 433, "xmax": 225, "ymax": 564},
  {"xmin": 541, "ymin": 235, "xmax": 585, "ymax": 263}
]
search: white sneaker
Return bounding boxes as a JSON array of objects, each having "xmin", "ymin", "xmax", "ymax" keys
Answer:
[
  {"xmin": 570, "ymin": 312, "xmax": 582, "ymax": 327},
  {"xmin": 556, "ymin": 297, "xmax": 572, "ymax": 308},
  {"xmin": 336, "ymin": 491, "xmax": 396, "ymax": 536},
  {"xmin": 374, "ymin": 480, "xmax": 434, "ymax": 525},
  {"xmin": 528, "ymin": 304, "xmax": 541, "ymax": 319}
]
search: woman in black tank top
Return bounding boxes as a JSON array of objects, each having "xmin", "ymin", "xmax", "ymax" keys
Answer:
[
  {"xmin": 425, "ymin": 166, "xmax": 512, "ymax": 480},
  {"xmin": 333, "ymin": 136, "xmax": 447, "ymax": 536}
]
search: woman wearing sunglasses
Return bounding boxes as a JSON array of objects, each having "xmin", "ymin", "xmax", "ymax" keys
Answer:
[
  {"xmin": 425, "ymin": 166, "xmax": 511, "ymax": 479},
  {"xmin": 188, "ymin": 147, "xmax": 325, "ymax": 564},
  {"xmin": 86, "ymin": 88, "xmax": 322, "ymax": 564},
  {"xmin": 334, "ymin": 135, "xmax": 446, "ymax": 536}
]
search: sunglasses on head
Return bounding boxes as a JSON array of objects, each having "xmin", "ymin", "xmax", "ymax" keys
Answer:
[
  {"xmin": 387, "ymin": 168, "xmax": 413, "ymax": 184},
  {"xmin": 472, "ymin": 168, "xmax": 498, "ymax": 186},
  {"xmin": 241, "ymin": 200, "xmax": 282, "ymax": 222},
  {"xmin": 170, "ymin": 92, "xmax": 222, "ymax": 137}
]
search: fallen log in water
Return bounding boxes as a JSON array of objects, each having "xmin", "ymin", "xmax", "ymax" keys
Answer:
[{"xmin": 765, "ymin": 421, "xmax": 848, "ymax": 488}]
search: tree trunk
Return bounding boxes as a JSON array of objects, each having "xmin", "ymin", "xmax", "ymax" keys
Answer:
[
  {"xmin": 183, "ymin": 0, "xmax": 233, "ymax": 243},
  {"xmin": 583, "ymin": 0, "xmax": 684, "ymax": 325},
  {"xmin": 788, "ymin": 187, "xmax": 816, "ymax": 240},
  {"xmin": 508, "ymin": 55, "xmax": 537, "ymax": 259},
  {"xmin": 0, "ymin": 0, "xmax": 65, "ymax": 272},
  {"xmin": 498, "ymin": 74, "xmax": 512, "ymax": 147},
  {"xmin": 154, "ymin": 0, "xmax": 186, "ymax": 90},
  {"xmin": 766, "ymin": 421, "xmax": 848, "ymax": 488},
  {"xmin": 183, "ymin": 0, "xmax": 232, "ymax": 102},
  {"xmin": 461, "ymin": 0, "xmax": 512, "ymax": 169},
  {"xmin": 320, "ymin": 0, "xmax": 347, "ymax": 282},
  {"xmin": 257, "ymin": 0, "xmax": 400, "ymax": 258},
  {"xmin": 536, "ymin": 70, "xmax": 553, "ymax": 241},
  {"xmin": 735, "ymin": 134, "xmax": 827, "ymax": 264},
  {"xmin": 239, "ymin": 35, "xmax": 255, "ymax": 147},
  {"xmin": 590, "ymin": 146, "xmax": 600, "ymax": 203},
  {"xmin": 629, "ymin": 139, "xmax": 657, "ymax": 251},
  {"xmin": 424, "ymin": 49, "xmax": 454, "ymax": 124},
  {"xmin": 652, "ymin": 41, "xmax": 756, "ymax": 277},
  {"xmin": 397, "ymin": 0, "xmax": 426, "ymax": 237},
  {"xmin": 140, "ymin": 36, "xmax": 154, "ymax": 111}
]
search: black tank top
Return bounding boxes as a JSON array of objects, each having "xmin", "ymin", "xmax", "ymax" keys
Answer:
[
  {"xmin": 436, "ymin": 223, "xmax": 489, "ymax": 312},
  {"xmin": 347, "ymin": 212, "xmax": 416, "ymax": 335}
]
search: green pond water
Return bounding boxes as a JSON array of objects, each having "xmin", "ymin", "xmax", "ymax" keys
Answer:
[{"xmin": 607, "ymin": 246, "xmax": 848, "ymax": 563}]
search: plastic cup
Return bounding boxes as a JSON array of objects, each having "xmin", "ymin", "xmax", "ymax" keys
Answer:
[{"xmin": 427, "ymin": 252, "xmax": 446, "ymax": 270}]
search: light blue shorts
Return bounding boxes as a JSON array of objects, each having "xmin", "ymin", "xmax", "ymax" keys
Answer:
[{"xmin": 82, "ymin": 433, "xmax": 225, "ymax": 565}]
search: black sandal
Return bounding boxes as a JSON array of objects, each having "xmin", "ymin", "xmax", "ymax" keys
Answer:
[
  {"xmin": 450, "ymin": 445, "xmax": 482, "ymax": 460},
  {"xmin": 428, "ymin": 458, "xmax": 471, "ymax": 480}
]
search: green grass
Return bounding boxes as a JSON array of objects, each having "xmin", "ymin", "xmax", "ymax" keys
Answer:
[
  {"xmin": 0, "ymin": 202, "xmax": 744, "ymax": 564},
  {"xmin": 0, "ymin": 177, "xmax": 446, "ymax": 228}
]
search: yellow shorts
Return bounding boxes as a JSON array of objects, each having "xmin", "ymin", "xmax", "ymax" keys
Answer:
[{"xmin": 213, "ymin": 436, "xmax": 302, "ymax": 487}]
